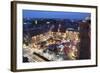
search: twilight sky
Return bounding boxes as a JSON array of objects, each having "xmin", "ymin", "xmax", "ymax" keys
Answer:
[{"xmin": 23, "ymin": 10, "xmax": 90, "ymax": 20}]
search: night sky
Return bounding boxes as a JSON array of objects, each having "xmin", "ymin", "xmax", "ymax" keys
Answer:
[{"xmin": 23, "ymin": 10, "xmax": 91, "ymax": 20}]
